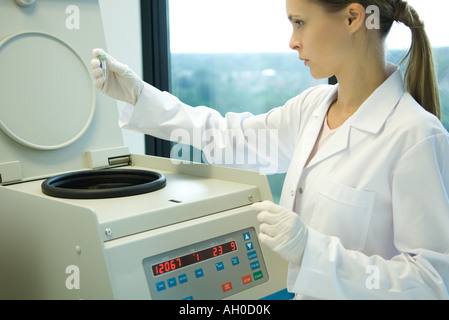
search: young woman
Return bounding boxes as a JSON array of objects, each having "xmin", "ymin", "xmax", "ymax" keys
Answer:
[{"xmin": 91, "ymin": 0, "xmax": 449, "ymax": 299}]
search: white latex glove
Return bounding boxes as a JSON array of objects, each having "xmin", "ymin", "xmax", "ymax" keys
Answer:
[
  {"xmin": 90, "ymin": 48, "xmax": 144, "ymax": 106},
  {"xmin": 252, "ymin": 201, "xmax": 308, "ymax": 266}
]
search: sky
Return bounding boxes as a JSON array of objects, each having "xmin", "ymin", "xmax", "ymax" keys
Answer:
[{"xmin": 168, "ymin": 0, "xmax": 449, "ymax": 53}]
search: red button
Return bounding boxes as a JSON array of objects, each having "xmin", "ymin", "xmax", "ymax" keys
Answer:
[
  {"xmin": 242, "ymin": 275, "xmax": 252, "ymax": 285},
  {"xmin": 221, "ymin": 281, "xmax": 233, "ymax": 292}
]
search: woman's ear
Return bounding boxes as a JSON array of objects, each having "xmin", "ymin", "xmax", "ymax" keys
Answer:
[{"xmin": 346, "ymin": 3, "xmax": 366, "ymax": 32}]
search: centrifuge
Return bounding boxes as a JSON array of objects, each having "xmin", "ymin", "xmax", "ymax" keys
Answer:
[{"xmin": 0, "ymin": 0, "xmax": 290, "ymax": 300}]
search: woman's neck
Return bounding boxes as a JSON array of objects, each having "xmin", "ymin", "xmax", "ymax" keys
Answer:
[{"xmin": 327, "ymin": 56, "xmax": 389, "ymax": 130}]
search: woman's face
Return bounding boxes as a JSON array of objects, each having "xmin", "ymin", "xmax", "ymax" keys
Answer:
[{"xmin": 286, "ymin": 0, "xmax": 353, "ymax": 79}]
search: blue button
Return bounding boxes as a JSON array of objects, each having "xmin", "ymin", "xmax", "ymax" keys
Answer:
[
  {"xmin": 183, "ymin": 296, "xmax": 194, "ymax": 300},
  {"xmin": 216, "ymin": 261, "xmax": 224, "ymax": 271},
  {"xmin": 250, "ymin": 260, "xmax": 261, "ymax": 270},
  {"xmin": 247, "ymin": 251, "xmax": 257, "ymax": 260},
  {"xmin": 178, "ymin": 274, "xmax": 188, "ymax": 284},
  {"xmin": 246, "ymin": 242, "xmax": 254, "ymax": 251},
  {"xmin": 231, "ymin": 257, "xmax": 240, "ymax": 266},
  {"xmin": 195, "ymin": 268, "xmax": 204, "ymax": 278},
  {"xmin": 243, "ymin": 232, "xmax": 251, "ymax": 241},
  {"xmin": 156, "ymin": 281, "xmax": 166, "ymax": 292},
  {"xmin": 167, "ymin": 277, "xmax": 177, "ymax": 288}
]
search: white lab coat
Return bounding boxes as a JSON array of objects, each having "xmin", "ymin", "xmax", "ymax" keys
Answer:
[{"xmin": 119, "ymin": 64, "xmax": 449, "ymax": 299}]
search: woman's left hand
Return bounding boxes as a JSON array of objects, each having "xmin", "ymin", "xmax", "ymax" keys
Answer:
[{"xmin": 252, "ymin": 201, "xmax": 308, "ymax": 265}]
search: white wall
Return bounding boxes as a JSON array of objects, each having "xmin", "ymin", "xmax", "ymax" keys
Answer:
[{"xmin": 98, "ymin": 0, "xmax": 145, "ymax": 155}]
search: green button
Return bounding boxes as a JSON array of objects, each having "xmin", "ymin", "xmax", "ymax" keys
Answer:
[{"xmin": 253, "ymin": 270, "xmax": 263, "ymax": 281}]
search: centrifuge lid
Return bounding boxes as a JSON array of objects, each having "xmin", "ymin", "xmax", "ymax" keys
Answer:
[
  {"xmin": 0, "ymin": 1, "xmax": 126, "ymax": 184},
  {"xmin": 0, "ymin": 31, "xmax": 95, "ymax": 150}
]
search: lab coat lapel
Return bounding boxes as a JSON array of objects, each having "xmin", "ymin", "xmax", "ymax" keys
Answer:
[
  {"xmin": 296, "ymin": 104, "xmax": 330, "ymax": 169},
  {"xmin": 306, "ymin": 123, "xmax": 350, "ymax": 168},
  {"xmin": 280, "ymin": 86, "xmax": 337, "ymax": 209}
]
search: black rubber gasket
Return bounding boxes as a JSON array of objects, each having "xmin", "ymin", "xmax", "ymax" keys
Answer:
[{"xmin": 41, "ymin": 169, "xmax": 166, "ymax": 199}]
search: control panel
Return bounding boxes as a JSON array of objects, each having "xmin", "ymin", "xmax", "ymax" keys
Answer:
[{"xmin": 142, "ymin": 227, "xmax": 268, "ymax": 300}]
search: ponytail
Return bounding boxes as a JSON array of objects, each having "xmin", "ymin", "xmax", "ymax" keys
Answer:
[{"xmin": 393, "ymin": 1, "xmax": 441, "ymax": 119}]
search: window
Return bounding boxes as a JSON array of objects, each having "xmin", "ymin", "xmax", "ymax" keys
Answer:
[
  {"xmin": 169, "ymin": 0, "xmax": 325, "ymax": 114},
  {"xmin": 168, "ymin": 0, "xmax": 326, "ymax": 203}
]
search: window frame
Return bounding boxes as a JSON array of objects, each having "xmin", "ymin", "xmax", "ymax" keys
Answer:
[{"xmin": 140, "ymin": 0, "xmax": 172, "ymax": 157}]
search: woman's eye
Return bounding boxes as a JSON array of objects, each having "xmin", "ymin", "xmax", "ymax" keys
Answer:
[{"xmin": 294, "ymin": 20, "xmax": 304, "ymax": 29}]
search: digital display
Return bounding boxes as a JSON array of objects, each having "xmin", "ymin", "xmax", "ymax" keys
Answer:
[{"xmin": 152, "ymin": 241, "xmax": 237, "ymax": 276}]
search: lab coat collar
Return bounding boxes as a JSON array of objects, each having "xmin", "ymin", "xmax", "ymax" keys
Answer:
[
  {"xmin": 312, "ymin": 86, "xmax": 338, "ymax": 119},
  {"xmin": 305, "ymin": 64, "xmax": 405, "ymax": 169},
  {"xmin": 347, "ymin": 64, "xmax": 405, "ymax": 134}
]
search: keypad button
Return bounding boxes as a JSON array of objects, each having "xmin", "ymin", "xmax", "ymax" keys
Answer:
[
  {"xmin": 195, "ymin": 268, "xmax": 204, "ymax": 278},
  {"xmin": 215, "ymin": 261, "xmax": 224, "ymax": 271},
  {"xmin": 221, "ymin": 281, "xmax": 233, "ymax": 292},
  {"xmin": 250, "ymin": 260, "xmax": 260, "ymax": 270},
  {"xmin": 178, "ymin": 274, "xmax": 188, "ymax": 284},
  {"xmin": 247, "ymin": 251, "xmax": 257, "ymax": 260},
  {"xmin": 156, "ymin": 281, "xmax": 166, "ymax": 292},
  {"xmin": 167, "ymin": 277, "xmax": 177, "ymax": 288},
  {"xmin": 242, "ymin": 275, "xmax": 252, "ymax": 285}
]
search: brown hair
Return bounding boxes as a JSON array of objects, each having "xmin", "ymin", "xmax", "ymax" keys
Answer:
[{"xmin": 312, "ymin": 0, "xmax": 441, "ymax": 119}]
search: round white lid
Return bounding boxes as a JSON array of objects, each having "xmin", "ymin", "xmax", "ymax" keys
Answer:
[{"xmin": 0, "ymin": 31, "xmax": 95, "ymax": 150}]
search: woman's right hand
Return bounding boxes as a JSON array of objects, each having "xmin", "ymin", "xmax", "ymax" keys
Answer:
[{"xmin": 90, "ymin": 48, "xmax": 144, "ymax": 106}]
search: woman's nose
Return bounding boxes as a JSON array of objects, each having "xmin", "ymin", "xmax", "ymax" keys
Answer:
[{"xmin": 289, "ymin": 34, "xmax": 301, "ymax": 51}]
